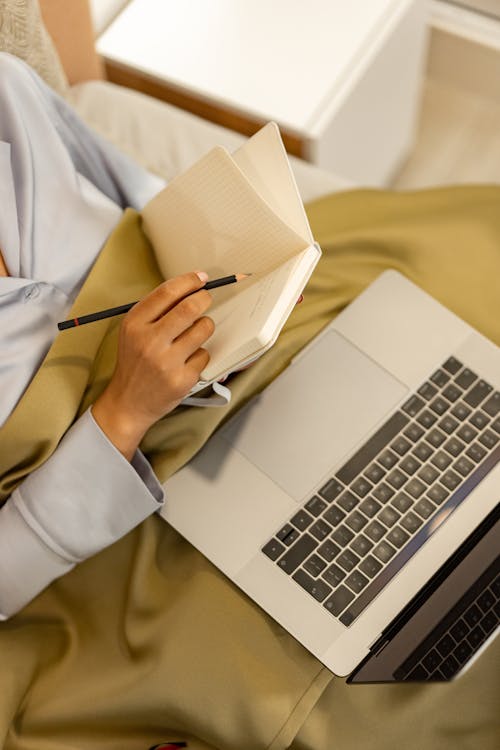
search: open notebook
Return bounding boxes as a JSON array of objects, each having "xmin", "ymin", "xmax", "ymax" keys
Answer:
[{"xmin": 141, "ymin": 123, "xmax": 321, "ymax": 395}]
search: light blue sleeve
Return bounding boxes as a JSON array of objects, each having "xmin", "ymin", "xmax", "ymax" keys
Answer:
[{"xmin": 0, "ymin": 410, "xmax": 164, "ymax": 620}]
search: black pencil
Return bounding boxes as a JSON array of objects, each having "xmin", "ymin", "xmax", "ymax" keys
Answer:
[{"xmin": 57, "ymin": 273, "xmax": 251, "ymax": 330}]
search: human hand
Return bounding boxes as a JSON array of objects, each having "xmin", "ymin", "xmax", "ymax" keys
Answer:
[{"xmin": 92, "ymin": 271, "xmax": 214, "ymax": 460}]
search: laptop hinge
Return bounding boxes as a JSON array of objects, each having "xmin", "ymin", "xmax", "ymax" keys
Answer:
[
  {"xmin": 368, "ymin": 504, "xmax": 500, "ymax": 655},
  {"xmin": 368, "ymin": 633, "xmax": 390, "ymax": 656}
]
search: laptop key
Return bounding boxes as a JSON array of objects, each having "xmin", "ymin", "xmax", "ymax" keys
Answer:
[
  {"xmin": 337, "ymin": 490, "xmax": 359, "ymax": 512},
  {"xmin": 351, "ymin": 477, "xmax": 373, "ymax": 498},
  {"xmin": 442, "ymin": 384, "xmax": 462, "ymax": 403},
  {"xmin": 454, "ymin": 368, "xmax": 477, "ymax": 389},
  {"xmin": 364, "ymin": 520, "xmax": 386, "ymax": 542},
  {"xmin": 453, "ymin": 641, "xmax": 473, "ymax": 665},
  {"xmin": 324, "ymin": 585, "xmax": 355, "ymax": 616},
  {"xmin": 322, "ymin": 504, "xmax": 346, "ymax": 527},
  {"xmin": 417, "ymin": 409, "xmax": 437, "ymax": 429},
  {"xmin": 400, "ymin": 511, "xmax": 423, "ymax": 533},
  {"xmin": 426, "ymin": 428, "xmax": 446, "ymax": 448},
  {"xmin": 453, "ymin": 456, "xmax": 474, "ymax": 477},
  {"xmin": 399, "ymin": 455, "xmax": 421, "ymax": 476},
  {"xmin": 443, "ymin": 356, "xmax": 462, "ymax": 375},
  {"xmin": 277, "ymin": 534, "xmax": 318, "ymax": 573},
  {"xmin": 305, "ymin": 495, "xmax": 327, "ymax": 517},
  {"xmin": 262, "ymin": 539, "xmax": 286, "ymax": 561},
  {"xmin": 386, "ymin": 468, "xmax": 407, "ymax": 489},
  {"xmin": 450, "ymin": 618, "xmax": 469, "ymax": 642},
  {"xmin": 391, "ymin": 491, "xmax": 413, "ymax": 513},
  {"xmin": 377, "ymin": 449, "xmax": 399, "ymax": 470},
  {"xmin": 451, "ymin": 402, "xmax": 471, "ymax": 421},
  {"xmin": 293, "ymin": 569, "xmax": 332, "ymax": 602},
  {"xmin": 359, "ymin": 497, "xmax": 381, "ymax": 518},
  {"xmin": 422, "ymin": 649, "xmax": 441, "ymax": 672},
  {"xmin": 479, "ymin": 429, "xmax": 499, "ymax": 450},
  {"xmin": 426, "ymin": 483, "xmax": 449, "ymax": 505},
  {"xmin": 336, "ymin": 549, "xmax": 360, "ymax": 572},
  {"xmin": 480, "ymin": 611, "xmax": 497, "ymax": 634},
  {"xmin": 345, "ymin": 570, "xmax": 369, "ymax": 594},
  {"xmin": 390, "ymin": 436, "xmax": 412, "ymax": 456},
  {"xmin": 438, "ymin": 415, "xmax": 459, "ymax": 434},
  {"xmin": 430, "ymin": 369, "xmax": 450, "ymax": 388},
  {"xmin": 317, "ymin": 539, "xmax": 341, "ymax": 562},
  {"xmin": 464, "ymin": 380, "xmax": 493, "ymax": 408},
  {"xmin": 456, "ymin": 424, "xmax": 478, "ymax": 443},
  {"xmin": 276, "ymin": 524, "xmax": 300, "ymax": 545},
  {"xmin": 309, "ymin": 519, "xmax": 332, "ymax": 541},
  {"xmin": 436, "ymin": 634, "xmax": 454, "ymax": 657},
  {"xmin": 482, "ymin": 391, "xmax": 500, "ymax": 417},
  {"xmin": 444, "ymin": 436, "xmax": 465, "ymax": 457},
  {"xmin": 364, "ymin": 463, "xmax": 386, "ymax": 483},
  {"xmin": 373, "ymin": 482, "xmax": 395, "ymax": 503},
  {"xmin": 303, "ymin": 554, "xmax": 327, "ymax": 577},
  {"xmin": 331, "ymin": 524, "xmax": 355, "ymax": 547},
  {"xmin": 350, "ymin": 534, "xmax": 373, "ymax": 557},
  {"xmin": 412, "ymin": 441, "xmax": 433, "ymax": 461},
  {"xmin": 429, "ymin": 397, "xmax": 449, "ymax": 416},
  {"xmin": 345, "ymin": 511, "xmax": 368, "ymax": 533},
  {"xmin": 322, "ymin": 563, "xmax": 346, "ymax": 587},
  {"xmin": 477, "ymin": 589, "xmax": 495, "ymax": 613},
  {"xmin": 386, "ymin": 525, "xmax": 410, "ymax": 549},
  {"xmin": 469, "ymin": 410, "xmax": 489, "ymax": 430},
  {"xmin": 418, "ymin": 381, "xmax": 438, "ymax": 401},
  {"xmin": 359, "ymin": 554, "xmax": 382, "ymax": 579},
  {"xmin": 318, "ymin": 478, "xmax": 344, "ymax": 503},
  {"xmin": 401, "ymin": 394, "xmax": 426, "ymax": 417},
  {"xmin": 430, "ymin": 450, "xmax": 452, "ymax": 470},
  {"xmin": 373, "ymin": 540, "xmax": 396, "ymax": 563},
  {"xmin": 465, "ymin": 442, "xmax": 487, "ymax": 463},
  {"xmin": 440, "ymin": 655, "xmax": 460, "ymax": 678},
  {"xmin": 417, "ymin": 465, "xmax": 439, "ymax": 485},
  {"xmin": 414, "ymin": 498, "xmax": 436, "ymax": 520},
  {"xmin": 291, "ymin": 509, "xmax": 313, "ymax": 531},
  {"xmin": 441, "ymin": 469, "xmax": 462, "ymax": 491},
  {"xmin": 377, "ymin": 505, "xmax": 400, "ymax": 528},
  {"xmin": 464, "ymin": 604, "xmax": 481, "ymax": 627},
  {"xmin": 403, "ymin": 423, "xmax": 425, "ymax": 442},
  {"xmin": 467, "ymin": 625, "xmax": 485, "ymax": 647}
]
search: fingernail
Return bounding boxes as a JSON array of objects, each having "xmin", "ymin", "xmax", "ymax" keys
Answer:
[{"xmin": 195, "ymin": 271, "xmax": 209, "ymax": 283}]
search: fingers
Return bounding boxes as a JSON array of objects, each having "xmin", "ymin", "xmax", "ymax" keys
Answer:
[
  {"xmin": 157, "ymin": 289, "xmax": 213, "ymax": 342},
  {"xmin": 173, "ymin": 315, "xmax": 215, "ymax": 359},
  {"xmin": 130, "ymin": 271, "xmax": 209, "ymax": 324},
  {"xmin": 185, "ymin": 347, "xmax": 210, "ymax": 376}
]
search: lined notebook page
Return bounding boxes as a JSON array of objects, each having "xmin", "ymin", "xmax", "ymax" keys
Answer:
[{"xmin": 141, "ymin": 147, "xmax": 308, "ymax": 282}]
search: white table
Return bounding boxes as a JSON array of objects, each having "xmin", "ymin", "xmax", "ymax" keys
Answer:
[{"xmin": 97, "ymin": 0, "xmax": 429, "ymax": 186}]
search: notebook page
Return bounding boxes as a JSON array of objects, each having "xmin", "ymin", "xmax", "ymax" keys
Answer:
[
  {"xmin": 200, "ymin": 245, "xmax": 320, "ymax": 381},
  {"xmin": 231, "ymin": 123, "xmax": 313, "ymax": 244},
  {"xmin": 141, "ymin": 146, "xmax": 308, "ymax": 282}
]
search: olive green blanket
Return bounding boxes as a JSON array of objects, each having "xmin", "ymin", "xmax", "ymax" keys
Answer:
[{"xmin": 0, "ymin": 187, "xmax": 499, "ymax": 750}]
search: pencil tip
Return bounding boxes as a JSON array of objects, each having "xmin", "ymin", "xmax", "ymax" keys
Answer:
[{"xmin": 236, "ymin": 273, "xmax": 252, "ymax": 281}]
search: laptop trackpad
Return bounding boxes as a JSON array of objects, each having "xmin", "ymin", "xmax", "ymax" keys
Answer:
[{"xmin": 221, "ymin": 330, "xmax": 408, "ymax": 502}]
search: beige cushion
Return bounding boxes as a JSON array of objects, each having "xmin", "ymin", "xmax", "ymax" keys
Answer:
[
  {"xmin": 68, "ymin": 80, "xmax": 353, "ymax": 203},
  {"xmin": 0, "ymin": 0, "xmax": 67, "ymax": 94}
]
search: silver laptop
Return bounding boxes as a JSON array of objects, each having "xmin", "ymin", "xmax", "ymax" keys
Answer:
[{"xmin": 162, "ymin": 270, "xmax": 500, "ymax": 682}]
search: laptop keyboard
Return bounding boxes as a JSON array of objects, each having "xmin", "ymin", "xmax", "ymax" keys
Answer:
[
  {"xmin": 262, "ymin": 357, "xmax": 500, "ymax": 626},
  {"xmin": 394, "ymin": 557, "xmax": 500, "ymax": 681}
]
